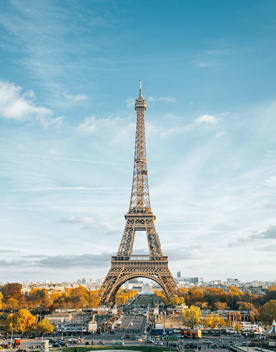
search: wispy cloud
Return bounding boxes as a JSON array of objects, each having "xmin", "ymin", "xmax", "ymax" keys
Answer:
[
  {"xmin": 126, "ymin": 97, "xmax": 135, "ymax": 108},
  {"xmin": 77, "ymin": 113, "xmax": 221, "ymax": 141},
  {"xmin": 77, "ymin": 116, "xmax": 136, "ymax": 146},
  {"xmin": 126, "ymin": 95, "xmax": 176, "ymax": 108},
  {"xmin": 0, "ymin": 1, "xmax": 106, "ymax": 105},
  {"xmin": 148, "ymin": 96, "xmax": 176, "ymax": 103},
  {"xmin": 228, "ymin": 225, "xmax": 276, "ymax": 247},
  {"xmin": 193, "ymin": 47, "xmax": 232, "ymax": 68},
  {"xmin": 0, "ymin": 81, "xmax": 63, "ymax": 127},
  {"xmin": 64, "ymin": 93, "xmax": 88, "ymax": 104},
  {"xmin": 0, "ymin": 254, "xmax": 111, "ymax": 269},
  {"xmin": 195, "ymin": 114, "xmax": 219, "ymax": 124},
  {"xmin": 264, "ymin": 176, "xmax": 276, "ymax": 187}
]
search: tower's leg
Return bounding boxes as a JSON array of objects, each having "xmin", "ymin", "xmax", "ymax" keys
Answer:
[{"xmin": 99, "ymin": 259, "xmax": 178, "ymax": 306}]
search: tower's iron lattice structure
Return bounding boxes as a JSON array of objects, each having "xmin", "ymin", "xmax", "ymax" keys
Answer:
[{"xmin": 99, "ymin": 83, "xmax": 178, "ymax": 305}]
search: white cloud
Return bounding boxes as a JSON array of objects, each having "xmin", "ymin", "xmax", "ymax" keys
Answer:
[
  {"xmin": 77, "ymin": 113, "xmax": 221, "ymax": 143},
  {"xmin": 148, "ymin": 96, "xmax": 176, "ymax": 103},
  {"xmin": 193, "ymin": 48, "xmax": 232, "ymax": 68},
  {"xmin": 126, "ymin": 97, "xmax": 135, "ymax": 108},
  {"xmin": 216, "ymin": 131, "xmax": 226, "ymax": 138},
  {"xmin": 77, "ymin": 117, "xmax": 98, "ymax": 133},
  {"xmin": 63, "ymin": 216, "xmax": 95, "ymax": 225},
  {"xmin": 64, "ymin": 92, "xmax": 88, "ymax": 104},
  {"xmin": 77, "ymin": 116, "xmax": 135, "ymax": 145},
  {"xmin": 195, "ymin": 114, "xmax": 218, "ymax": 124},
  {"xmin": 0, "ymin": 81, "xmax": 63, "ymax": 127},
  {"xmin": 126, "ymin": 96, "xmax": 176, "ymax": 108},
  {"xmin": 264, "ymin": 176, "xmax": 276, "ymax": 187}
]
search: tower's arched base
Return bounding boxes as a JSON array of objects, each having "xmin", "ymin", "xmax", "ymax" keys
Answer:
[{"xmin": 98, "ymin": 255, "xmax": 178, "ymax": 305}]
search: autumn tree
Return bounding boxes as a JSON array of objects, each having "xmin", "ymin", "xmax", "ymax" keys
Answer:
[
  {"xmin": 204, "ymin": 314, "xmax": 226, "ymax": 329},
  {"xmin": 237, "ymin": 301, "xmax": 259, "ymax": 321},
  {"xmin": 260, "ymin": 300, "xmax": 276, "ymax": 325},
  {"xmin": 182, "ymin": 305, "xmax": 201, "ymax": 328},
  {"xmin": 226, "ymin": 286, "xmax": 243, "ymax": 310},
  {"xmin": 189, "ymin": 287, "xmax": 204, "ymax": 305},
  {"xmin": 88, "ymin": 290, "xmax": 101, "ymax": 308},
  {"xmin": 214, "ymin": 302, "xmax": 228, "ymax": 310},
  {"xmin": 262, "ymin": 286, "xmax": 276, "ymax": 305},
  {"xmin": 27, "ymin": 288, "xmax": 50, "ymax": 309},
  {"xmin": 204, "ymin": 288, "xmax": 227, "ymax": 309},
  {"xmin": 5, "ymin": 309, "xmax": 37, "ymax": 334},
  {"xmin": 1, "ymin": 283, "xmax": 25, "ymax": 309},
  {"xmin": 116, "ymin": 290, "xmax": 138, "ymax": 305},
  {"xmin": 0, "ymin": 292, "xmax": 3, "ymax": 309},
  {"xmin": 169, "ymin": 294, "xmax": 185, "ymax": 307},
  {"xmin": 70, "ymin": 286, "xmax": 89, "ymax": 308},
  {"xmin": 155, "ymin": 291, "xmax": 168, "ymax": 304},
  {"xmin": 37, "ymin": 318, "xmax": 54, "ymax": 335},
  {"xmin": 6, "ymin": 298, "xmax": 19, "ymax": 310},
  {"xmin": 1, "ymin": 283, "xmax": 23, "ymax": 300},
  {"xmin": 195, "ymin": 301, "xmax": 208, "ymax": 309}
]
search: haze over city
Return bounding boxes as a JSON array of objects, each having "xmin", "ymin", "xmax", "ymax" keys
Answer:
[{"xmin": 1, "ymin": 0, "xmax": 276, "ymax": 283}]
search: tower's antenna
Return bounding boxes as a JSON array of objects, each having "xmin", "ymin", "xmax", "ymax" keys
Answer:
[{"xmin": 139, "ymin": 80, "xmax": 142, "ymax": 97}]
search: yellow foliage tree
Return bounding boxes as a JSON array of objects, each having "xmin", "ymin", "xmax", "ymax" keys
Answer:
[
  {"xmin": 5, "ymin": 309, "xmax": 37, "ymax": 334},
  {"xmin": 169, "ymin": 294, "xmax": 185, "ymax": 307},
  {"xmin": 155, "ymin": 290, "xmax": 168, "ymax": 304},
  {"xmin": 6, "ymin": 297, "xmax": 19, "ymax": 310},
  {"xmin": 115, "ymin": 290, "xmax": 138, "ymax": 305},
  {"xmin": 88, "ymin": 290, "xmax": 101, "ymax": 308},
  {"xmin": 28, "ymin": 288, "xmax": 50, "ymax": 309},
  {"xmin": 204, "ymin": 314, "xmax": 226, "ymax": 329},
  {"xmin": 182, "ymin": 305, "xmax": 201, "ymax": 328},
  {"xmin": 37, "ymin": 318, "xmax": 54, "ymax": 335},
  {"xmin": 5, "ymin": 313, "xmax": 15, "ymax": 333},
  {"xmin": 190, "ymin": 287, "xmax": 204, "ymax": 301}
]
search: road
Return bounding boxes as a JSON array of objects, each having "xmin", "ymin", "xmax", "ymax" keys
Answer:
[{"xmin": 14, "ymin": 333, "xmax": 252, "ymax": 352}]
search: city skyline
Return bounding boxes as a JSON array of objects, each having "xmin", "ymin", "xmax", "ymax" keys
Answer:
[{"xmin": 1, "ymin": 0, "xmax": 276, "ymax": 282}]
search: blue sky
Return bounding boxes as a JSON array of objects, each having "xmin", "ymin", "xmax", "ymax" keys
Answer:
[{"xmin": 1, "ymin": 0, "xmax": 276, "ymax": 283}]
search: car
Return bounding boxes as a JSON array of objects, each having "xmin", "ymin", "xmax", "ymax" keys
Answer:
[
  {"xmin": 202, "ymin": 339, "xmax": 211, "ymax": 344},
  {"xmin": 58, "ymin": 339, "xmax": 68, "ymax": 346},
  {"xmin": 52, "ymin": 343, "xmax": 61, "ymax": 348}
]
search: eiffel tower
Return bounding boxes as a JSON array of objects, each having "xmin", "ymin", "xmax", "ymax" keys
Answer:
[{"xmin": 99, "ymin": 82, "xmax": 178, "ymax": 305}]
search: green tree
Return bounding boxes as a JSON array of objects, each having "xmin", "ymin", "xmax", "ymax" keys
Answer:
[{"xmin": 260, "ymin": 300, "xmax": 276, "ymax": 325}]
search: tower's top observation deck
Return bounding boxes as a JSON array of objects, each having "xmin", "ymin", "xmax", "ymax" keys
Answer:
[{"xmin": 135, "ymin": 80, "xmax": 146, "ymax": 111}]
